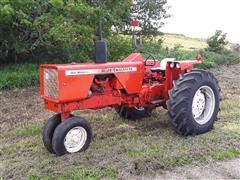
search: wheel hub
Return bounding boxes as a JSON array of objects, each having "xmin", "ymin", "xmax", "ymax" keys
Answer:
[
  {"xmin": 134, "ymin": 106, "xmax": 145, "ymax": 111},
  {"xmin": 192, "ymin": 86, "xmax": 216, "ymax": 125},
  {"xmin": 192, "ymin": 89, "xmax": 206, "ymax": 119},
  {"xmin": 64, "ymin": 127, "xmax": 87, "ymax": 153}
]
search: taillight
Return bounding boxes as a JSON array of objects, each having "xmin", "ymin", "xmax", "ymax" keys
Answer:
[{"xmin": 43, "ymin": 68, "xmax": 59, "ymax": 99}]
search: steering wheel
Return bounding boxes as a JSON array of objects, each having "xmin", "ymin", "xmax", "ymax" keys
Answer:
[{"xmin": 144, "ymin": 53, "xmax": 157, "ymax": 66}]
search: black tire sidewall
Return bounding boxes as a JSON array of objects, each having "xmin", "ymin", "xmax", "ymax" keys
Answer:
[
  {"xmin": 52, "ymin": 117, "xmax": 92, "ymax": 156},
  {"xmin": 167, "ymin": 70, "xmax": 220, "ymax": 135},
  {"xmin": 42, "ymin": 114, "xmax": 61, "ymax": 153}
]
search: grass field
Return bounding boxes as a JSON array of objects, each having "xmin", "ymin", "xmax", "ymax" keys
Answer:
[
  {"xmin": 162, "ymin": 34, "xmax": 207, "ymax": 50},
  {"xmin": 1, "ymin": 64, "xmax": 240, "ymax": 179}
]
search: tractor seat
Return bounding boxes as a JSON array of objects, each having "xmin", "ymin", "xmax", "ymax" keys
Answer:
[{"xmin": 151, "ymin": 58, "xmax": 176, "ymax": 73}]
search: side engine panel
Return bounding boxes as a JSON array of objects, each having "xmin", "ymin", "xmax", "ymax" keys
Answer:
[{"xmin": 40, "ymin": 55, "xmax": 145, "ymax": 103}]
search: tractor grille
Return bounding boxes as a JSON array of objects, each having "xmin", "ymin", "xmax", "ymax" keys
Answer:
[{"xmin": 43, "ymin": 68, "xmax": 59, "ymax": 99}]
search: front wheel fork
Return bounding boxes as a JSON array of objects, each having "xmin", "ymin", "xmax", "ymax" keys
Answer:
[{"xmin": 61, "ymin": 112, "xmax": 71, "ymax": 122}]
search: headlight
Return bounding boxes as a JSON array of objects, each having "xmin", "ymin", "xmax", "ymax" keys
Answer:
[
  {"xmin": 170, "ymin": 62, "xmax": 175, "ymax": 69},
  {"xmin": 176, "ymin": 63, "xmax": 181, "ymax": 69}
]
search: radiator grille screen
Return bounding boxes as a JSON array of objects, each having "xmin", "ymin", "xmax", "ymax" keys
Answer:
[{"xmin": 43, "ymin": 68, "xmax": 59, "ymax": 99}]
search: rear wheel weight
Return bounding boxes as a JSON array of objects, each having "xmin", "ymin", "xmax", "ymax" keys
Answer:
[
  {"xmin": 167, "ymin": 70, "xmax": 220, "ymax": 136},
  {"xmin": 52, "ymin": 116, "xmax": 93, "ymax": 156}
]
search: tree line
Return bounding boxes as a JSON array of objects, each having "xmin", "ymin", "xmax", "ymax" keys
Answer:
[{"xmin": 0, "ymin": 0, "xmax": 169, "ymax": 64}]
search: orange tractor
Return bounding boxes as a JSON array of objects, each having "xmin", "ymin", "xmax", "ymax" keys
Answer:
[{"xmin": 40, "ymin": 24, "xmax": 220, "ymax": 156}]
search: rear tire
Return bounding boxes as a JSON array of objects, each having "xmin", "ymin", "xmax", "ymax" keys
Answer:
[
  {"xmin": 115, "ymin": 106, "xmax": 151, "ymax": 120},
  {"xmin": 52, "ymin": 116, "xmax": 92, "ymax": 156},
  {"xmin": 167, "ymin": 70, "xmax": 220, "ymax": 135},
  {"xmin": 42, "ymin": 114, "xmax": 61, "ymax": 153}
]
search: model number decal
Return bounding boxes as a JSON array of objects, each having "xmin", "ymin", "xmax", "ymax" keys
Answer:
[{"xmin": 65, "ymin": 67, "xmax": 137, "ymax": 76}]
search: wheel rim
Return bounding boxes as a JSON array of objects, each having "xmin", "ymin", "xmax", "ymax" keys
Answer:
[
  {"xmin": 192, "ymin": 86, "xmax": 216, "ymax": 125},
  {"xmin": 64, "ymin": 126, "xmax": 87, "ymax": 153},
  {"xmin": 134, "ymin": 107, "xmax": 145, "ymax": 111}
]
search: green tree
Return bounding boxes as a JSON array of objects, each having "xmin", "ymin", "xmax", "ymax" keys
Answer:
[
  {"xmin": 0, "ymin": 0, "xmax": 170, "ymax": 64},
  {"xmin": 206, "ymin": 30, "xmax": 228, "ymax": 53},
  {"xmin": 131, "ymin": 0, "xmax": 170, "ymax": 35},
  {"xmin": 0, "ymin": 0, "xmax": 132, "ymax": 64}
]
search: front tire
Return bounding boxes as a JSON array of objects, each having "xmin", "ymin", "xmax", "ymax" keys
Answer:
[
  {"xmin": 52, "ymin": 116, "xmax": 93, "ymax": 156},
  {"xmin": 42, "ymin": 114, "xmax": 61, "ymax": 153},
  {"xmin": 167, "ymin": 70, "xmax": 220, "ymax": 135}
]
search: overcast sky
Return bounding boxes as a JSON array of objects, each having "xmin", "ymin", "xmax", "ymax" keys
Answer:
[{"xmin": 161, "ymin": 0, "xmax": 240, "ymax": 44}]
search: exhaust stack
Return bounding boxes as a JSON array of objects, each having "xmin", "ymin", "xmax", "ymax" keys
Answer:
[{"xmin": 95, "ymin": 21, "xmax": 107, "ymax": 64}]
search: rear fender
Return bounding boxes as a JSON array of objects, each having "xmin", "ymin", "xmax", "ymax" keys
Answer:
[
  {"xmin": 164, "ymin": 59, "xmax": 201, "ymax": 98},
  {"xmin": 177, "ymin": 60, "xmax": 201, "ymax": 72}
]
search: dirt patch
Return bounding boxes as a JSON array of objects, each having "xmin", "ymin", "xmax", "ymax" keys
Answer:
[
  {"xmin": 0, "ymin": 88, "xmax": 51, "ymax": 128},
  {"xmin": 153, "ymin": 158, "xmax": 240, "ymax": 179},
  {"xmin": 211, "ymin": 64, "xmax": 240, "ymax": 98},
  {"xmin": 1, "ymin": 64, "xmax": 240, "ymax": 179}
]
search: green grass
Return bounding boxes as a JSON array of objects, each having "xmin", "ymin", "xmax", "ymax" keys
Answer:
[
  {"xmin": 162, "ymin": 34, "xmax": 207, "ymax": 50},
  {"xmin": 209, "ymin": 148, "xmax": 240, "ymax": 160},
  {"xmin": 29, "ymin": 167, "xmax": 117, "ymax": 180},
  {"xmin": 14, "ymin": 123, "xmax": 42, "ymax": 137},
  {"xmin": 128, "ymin": 145, "xmax": 240, "ymax": 167},
  {"xmin": 1, "ymin": 85, "xmax": 240, "ymax": 178},
  {"xmin": 0, "ymin": 63, "xmax": 39, "ymax": 90}
]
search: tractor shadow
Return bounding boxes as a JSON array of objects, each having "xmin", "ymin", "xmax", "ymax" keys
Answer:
[{"xmin": 123, "ymin": 110, "xmax": 173, "ymax": 134}]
